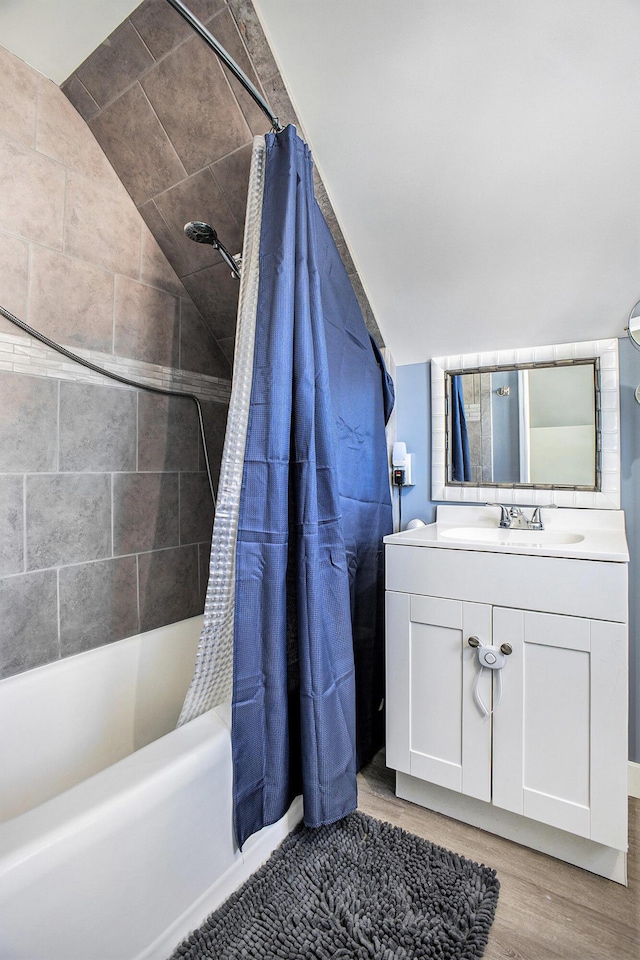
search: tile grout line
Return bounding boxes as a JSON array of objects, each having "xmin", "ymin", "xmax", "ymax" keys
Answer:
[
  {"xmin": 55, "ymin": 380, "xmax": 61, "ymax": 472},
  {"xmin": 110, "ymin": 473, "xmax": 114, "ymax": 559},
  {"xmin": 135, "ymin": 551, "xmax": 141, "ymax": 634},
  {"xmin": 56, "ymin": 566, "xmax": 61, "ymax": 660},
  {"xmin": 112, "ymin": 273, "xmax": 117, "ymax": 355},
  {"xmin": 22, "ymin": 474, "xmax": 27, "ymax": 575}
]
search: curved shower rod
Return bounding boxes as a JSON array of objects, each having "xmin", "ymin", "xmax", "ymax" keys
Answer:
[{"xmin": 163, "ymin": 0, "xmax": 284, "ymax": 132}]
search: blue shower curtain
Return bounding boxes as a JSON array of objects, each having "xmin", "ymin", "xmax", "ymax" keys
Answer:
[
  {"xmin": 451, "ymin": 375, "xmax": 471, "ymax": 482},
  {"xmin": 232, "ymin": 126, "xmax": 393, "ymax": 847}
]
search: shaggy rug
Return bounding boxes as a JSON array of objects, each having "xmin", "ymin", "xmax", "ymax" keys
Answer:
[{"xmin": 169, "ymin": 810, "xmax": 500, "ymax": 959}]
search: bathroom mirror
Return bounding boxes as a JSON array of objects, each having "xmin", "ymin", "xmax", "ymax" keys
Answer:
[
  {"xmin": 431, "ymin": 338, "xmax": 620, "ymax": 509},
  {"xmin": 446, "ymin": 360, "xmax": 598, "ymax": 488},
  {"xmin": 627, "ymin": 300, "xmax": 640, "ymax": 348}
]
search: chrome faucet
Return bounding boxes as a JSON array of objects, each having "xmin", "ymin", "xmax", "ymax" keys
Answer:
[
  {"xmin": 486, "ymin": 503, "xmax": 557, "ymax": 530},
  {"xmin": 486, "ymin": 503, "xmax": 518, "ymax": 528},
  {"xmin": 528, "ymin": 504, "xmax": 557, "ymax": 531},
  {"xmin": 506, "ymin": 506, "xmax": 529, "ymax": 529}
]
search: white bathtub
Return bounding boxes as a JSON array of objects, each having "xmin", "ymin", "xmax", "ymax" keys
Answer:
[{"xmin": 0, "ymin": 616, "xmax": 302, "ymax": 960}]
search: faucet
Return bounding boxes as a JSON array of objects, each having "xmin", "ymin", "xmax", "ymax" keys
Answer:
[
  {"xmin": 486, "ymin": 503, "xmax": 557, "ymax": 530},
  {"xmin": 503, "ymin": 506, "xmax": 530, "ymax": 529},
  {"xmin": 486, "ymin": 503, "xmax": 518, "ymax": 528},
  {"xmin": 528, "ymin": 504, "xmax": 557, "ymax": 531}
]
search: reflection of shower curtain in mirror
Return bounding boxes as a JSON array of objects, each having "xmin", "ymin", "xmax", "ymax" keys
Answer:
[{"xmin": 451, "ymin": 375, "xmax": 471, "ymax": 481}]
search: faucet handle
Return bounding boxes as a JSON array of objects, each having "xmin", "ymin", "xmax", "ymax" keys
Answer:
[
  {"xmin": 485, "ymin": 502, "xmax": 511, "ymax": 528},
  {"xmin": 529, "ymin": 503, "xmax": 558, "ymax": 529}
]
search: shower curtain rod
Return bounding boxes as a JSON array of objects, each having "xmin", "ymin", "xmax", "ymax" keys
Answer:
[{"xmin": 163, "ymin": 0, "xmax": 284, "ymax": 132}]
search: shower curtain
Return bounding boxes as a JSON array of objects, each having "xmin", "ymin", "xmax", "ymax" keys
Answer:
[{"xmin": 178, "ymin": 126, "xmax": 393, "ymax": 848}]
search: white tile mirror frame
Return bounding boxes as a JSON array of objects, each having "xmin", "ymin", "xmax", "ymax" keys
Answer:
[{"xmin": 431, "ymin": 338, "xmax": 620, "ymax": 509}]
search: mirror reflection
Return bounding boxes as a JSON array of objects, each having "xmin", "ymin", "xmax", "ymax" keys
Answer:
[
  {"xmin": 447, "ymin": 361, "xmax": 599, "ymax": 489},
  {"xmin": 628, "ymin": 300, "xmax": 640, "ymax": 348}
]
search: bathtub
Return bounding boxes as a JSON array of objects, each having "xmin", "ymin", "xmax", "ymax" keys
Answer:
[{"xmin": 0, "ymin": 615, "xmax": 302, "ymax": 960}]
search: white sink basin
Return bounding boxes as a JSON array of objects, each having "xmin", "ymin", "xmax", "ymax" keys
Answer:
[
  {"xmin": 439, "ymin": 527, "xmax": 585, "ymax": 547},
  {"xmin": 383, "ymin": 505, "xmax": 629, "ymax": 562}
]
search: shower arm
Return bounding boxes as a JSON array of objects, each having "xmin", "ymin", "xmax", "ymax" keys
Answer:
[{"xmin": 163, "ymin": 0, "xmax": 284, "ymax": 133}]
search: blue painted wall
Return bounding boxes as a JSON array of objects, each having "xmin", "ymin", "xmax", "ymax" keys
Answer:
[
  {"xmin": 396, "ymin": 342, "xmax": 639, "ymax": 763},
  {"xmin": 395, "ymin": 362, "xmax": 436, "ymax": 525}
]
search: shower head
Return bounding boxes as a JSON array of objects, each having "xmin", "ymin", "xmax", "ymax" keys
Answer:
[
  {"xmin": 184, "ymin": 220, "xmax": 242, "ymax": 280},
  {"xmin": 184, "ymin": 221, "xmax": 219, "ymax": 245}
]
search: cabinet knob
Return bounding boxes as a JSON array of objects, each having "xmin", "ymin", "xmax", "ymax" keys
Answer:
[
  {"xmin": 500, "ymin": 642, "xmax": 513, "ymax": 656},
  {"xmin": 467, "ymin": 636, "xmax": 481, "ymax": 648}
]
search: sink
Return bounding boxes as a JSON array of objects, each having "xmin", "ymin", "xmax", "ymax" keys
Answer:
[
  {"xmin": 383, "ymin": 505, "xmax": 629, "ymax": 562},
  {"xmin": 439, "ymin": 527, "xmax": 585, "ymax": 547}
]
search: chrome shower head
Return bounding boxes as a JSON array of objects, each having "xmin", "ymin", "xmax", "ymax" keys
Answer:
[
  {"xmin": 183, "ymin": 220, "xmax": 242, "ymax": 280},
  {"xmin": 184, "ymin": 221, "xmax": 218, "ymax": 245}
]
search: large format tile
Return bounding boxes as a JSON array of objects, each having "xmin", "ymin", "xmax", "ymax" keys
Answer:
[
  {"xmin": 137, "ymin": 393, "xmax": 199, "ymax": 472},
  {"xmin": 153, "ymin": 166, "xmax": 244, "ymax": 275},
  {"xmin": 180, "ymin": 472, "xmax": 214, "ymax": 546},
  {"xmin": 59, "ymin": 382, "xmax": 137, "ymax": 472},
  {"xmin": 77, "ymin": 22, "xmax": 155, "ymax": 109},
  {"xmin": 207, "ymin": 8, "xmax": 269, "ymax": 135},
  {"xmin": 64, "ymin": 171, "xmax": 142, "ymax": 279},
  {"xmin": 198, "ymin": 541, "xmax": 210, "ymax": 606},
  {"xmin": 0, "ymin": 476, "xmax": 23, "ymax": 577},
  {"xmin": 198, "ymin": 399, "xmax": 228, "ymax": 478},
  {"xmin": 26, "ymin": 474, "xmax": 111, "ymax": 570},
  {"xmin": 113, "ymin": 472, "xmax": 179, "ymax": 556},
  {"xmin": 36, "ymin": 77, "xmax": 114, "ymax": 183},
  {"xmin": 114, "ymin": 275, "xmax": 180, "ymax": 367},
  {"xmin": 61, "ymin": 75, "xmax": 100, "ymax": 123},
  {"xmin": 0, "ymin": 46, "xmax": 37, "ymax": 147},
  {"xmin": 138, "ymin": 544, "xmax": 201, "ymax": 632},
  {"xmin": 140, "ymin": 32, "xmax": 251, "ymax": 173},
  {"xmin": 226, "ymin": 0, "xmax": 279, "ymax": 84},
  {"xmin": 0, "ymin": 372, "xmax": 58, "ymax": 473},
  {"xmin": 59, "ymin": 556, "xmax": 139, "ymax": 655},
  {"xmin": 0, "ymin": 138, "xmax": 65, "ymax": 250},
  {"xmin": 131, "ymin": 0, "xmax": 226, "ymax": 61},
  {"xmin": 217, "ymin": 336, "xmax": 235, "ymax": 366},
  {"xmin": 180, "ymin": 298, "xmax": 231, "ymax": 378},
  {"xmin": 0, "ymin": 570, "xmax": 59, "ymax": 678},
  {"xmin": 181, "ymin": 261, "xmax": 240, "ymax": 340},
  {"xmin": 0, "ymin": 232, "xmax": 29, "ymax": 320},
  {"xmin": 29, "ymin": 245, "xmax": 115, "ymax": 353},
  {"xmin": 89, "ymin": 84, "xmax": 187, "ymax": 206},
  {"xmin": 210, "ymin": 142, "xmax": 253, "ymax": 227},
  {"xmin": 141, "ymin": 223, "xmax": 185, "ymax": 297},
  {"xmin": 138, "ymin": 199, "xmax": 195, "ymax": 280}
]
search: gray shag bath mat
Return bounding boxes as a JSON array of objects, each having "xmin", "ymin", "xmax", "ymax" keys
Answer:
[{"xmin": 169, "ymin": 810, "xmax": 500, "ymax": 959}]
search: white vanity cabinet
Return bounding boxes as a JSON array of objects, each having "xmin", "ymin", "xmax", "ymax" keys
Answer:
[{"xmin": 385, "ymin": 507, "xmax": 629, "ymax": 883}]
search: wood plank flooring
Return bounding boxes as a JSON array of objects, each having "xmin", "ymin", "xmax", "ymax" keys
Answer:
[{"xmin": 357, "ymin": 752, "xmax": 640, "ymax": 960}]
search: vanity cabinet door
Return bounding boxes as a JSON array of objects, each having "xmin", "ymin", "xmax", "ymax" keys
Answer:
[
  {"xmin": 386, "ymin": 592, "xmax": 492, "ymax": 802},
  {"xmin": 492, "ymin": 608, "xmax": 628, "ymax": 849}
]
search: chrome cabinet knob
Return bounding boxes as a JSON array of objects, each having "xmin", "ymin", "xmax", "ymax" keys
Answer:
[
  {"xmin": 500, "ymin": 643, "xmax": 513, "ymax": 655},
  {"xmin": 468, "ymin": 636, "xmax": 481, "ymax": 648}
]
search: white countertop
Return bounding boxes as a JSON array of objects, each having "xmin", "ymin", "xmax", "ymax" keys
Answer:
[{"xmin": 384, "ymin": 505, "xmax": 630, "ymax": 563}]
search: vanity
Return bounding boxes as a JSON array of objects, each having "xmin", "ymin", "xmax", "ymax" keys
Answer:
[{"xmin": 385, "ymin": 338, "xmax": 630, "ymax": 883}]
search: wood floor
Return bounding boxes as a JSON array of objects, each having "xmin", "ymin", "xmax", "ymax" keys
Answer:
[{"xmin": 357, "ymin": 752, "xmax": 640, "ymax": 960}]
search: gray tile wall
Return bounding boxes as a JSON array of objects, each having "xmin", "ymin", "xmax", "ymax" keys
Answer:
[
  {"xmin": 62, "ymin": 0, "xmax": 384, "ymax": 353},
  {"xmin": 0, "ymin": 372, "xmax": 226, "ymax": 679},
  {"xmin": 0, "ymin": 43, "xmax": 229, "ymax": 679}
]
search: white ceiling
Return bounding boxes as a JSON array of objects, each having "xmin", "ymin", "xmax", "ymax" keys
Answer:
[
  {"xmin": 253, "ymin": 0, "xmax": 640, "ymax": 363},
  {"xmin": 2, "ymin": 1, "xmax": 639, "ymax": 363}
]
